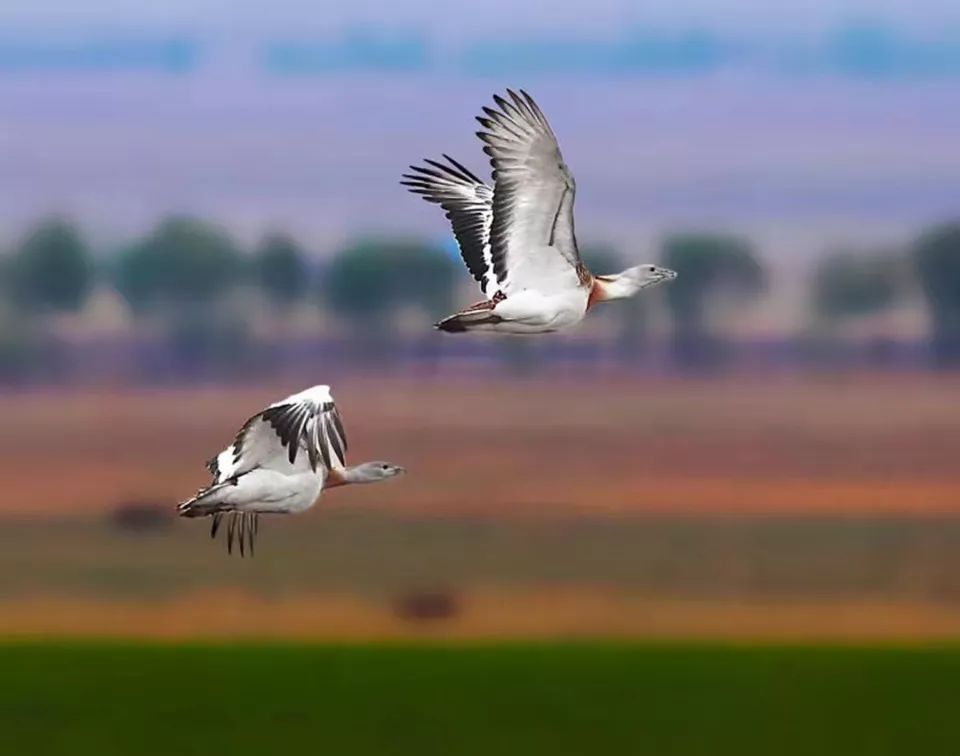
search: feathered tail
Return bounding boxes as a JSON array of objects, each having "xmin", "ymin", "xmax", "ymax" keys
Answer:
[
  {"xmin": 177, "ymin": 481, "xmax": 234, "ymax": 518},
  {"xmin": 435, "ymin": 293, "xmax": 506, "ymax": 333},
  {"xmin": 178, "ymin": 483, "xmax": 258, "ymax": 557}
]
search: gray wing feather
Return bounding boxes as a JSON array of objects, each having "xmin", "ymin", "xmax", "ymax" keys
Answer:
[{"xmin": 476, "ymin": 89, "xmax": 582, "ymax": 295}]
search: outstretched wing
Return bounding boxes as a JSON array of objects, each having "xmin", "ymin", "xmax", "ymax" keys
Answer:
[
  {"xmin": 477, "ymin": 89, "xmax": 584, "ymax": 296},
  {"xmin": 206, "ymin": 385, "xmax": 348, "ymax": 483},
  {"xmin": 401, "ymin": 155, "xmax": 500, "ymax": 296}
]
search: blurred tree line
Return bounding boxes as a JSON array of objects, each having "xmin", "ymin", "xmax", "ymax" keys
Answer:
[
  {"xmin": 1, "ymin": 214, "xmax": 960, "ymax": 380},
  {"xmin": 0, "ymin": 216, "xmax": 460, "ymax": 379}
]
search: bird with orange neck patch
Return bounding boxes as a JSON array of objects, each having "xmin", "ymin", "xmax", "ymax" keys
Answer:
[
  {"xmin": 178, "ymin": 385, "xmax": 404, "ymax": 556},
  {"xmin": 402, "ymin": 89, "xmax": 676, "ymax": 334}
]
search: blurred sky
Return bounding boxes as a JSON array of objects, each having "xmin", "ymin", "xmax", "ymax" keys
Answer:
[{"xmin": 1, "ymin": 0, "xmax": 959, "ymax": 264}]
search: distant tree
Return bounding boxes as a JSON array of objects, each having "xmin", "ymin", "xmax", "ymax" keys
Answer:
[
  {"xmin": 10, "ymin": 218, "xmax": 93, "ymax": 313},
  {"xmin": 323, "ymin": 239, "xmax": 457, "ymax": 325},
  {"xmin": 812, "ymin": 251, "xmax": 902, "ymax": 323},
  {"xmin": 254, "ymin": 232, "xmax": 310, "ymax": 309},
  {"xmin": 0, "ymin": 255, "xmax": 13, "ymax": 303},
  {"xmin": 384, "ymin": 240, "xmax": 458, "ymax": 318},
  {"xmin": 165, "ymin": 312, "xmax": 254, "ymax": 378},
  {"xmin": 914, "ymin": 223, "xmax": 960, "ymax": 367},
  {"xmin": 112, "ymin": 217, "xmax": 251, "ymax": 377},
  {"xmin": 661, "ymin": 233, "xmax": 764, "ymax": 369},
  {"xmin": 114, "ymin": 217, "xmax": 245, "ymax": 315},
  {"xmin": 0, "ymin": 299, "xmax": 41, "ymax": 381},
  {"xmin": 807, "ymin": 250, "xmax": 906, "ymax": 368}
]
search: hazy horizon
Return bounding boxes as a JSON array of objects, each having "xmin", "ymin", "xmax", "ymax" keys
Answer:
[{"xmin": 2, "ymin": 0, "xmax": 958, "ymax": 263}]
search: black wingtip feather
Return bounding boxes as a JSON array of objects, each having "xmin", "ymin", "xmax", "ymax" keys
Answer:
[
  {"xmin": 226, "ymin": 515, "xmax": 236, "ymax": 555},
  {"xmin": 331, "ymin": 409, "xmax": 348, "ymax": 454},
  {"xmin": 411, "ymin": 165, "xmax": 443, "ymax": 178},
  {"xmin": 441, "ymin": 154, "xmax": 483, "ymax": 184}
]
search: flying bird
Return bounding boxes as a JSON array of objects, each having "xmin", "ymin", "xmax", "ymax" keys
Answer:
[
  {"xmin": 178, "ymin": 385, "xmax": 404, "ymax": 556},
  {"xmin": 402, "ymin": 88, "xmax": 676, "ymax": 334}
]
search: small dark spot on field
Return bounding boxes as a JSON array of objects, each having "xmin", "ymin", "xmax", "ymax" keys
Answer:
[
  {"xmin": 394, "ymin": 589, "xmax": 461, "ymax": 622},
  {"xmin": 109, "ymin": 501, "xmax": 173, "ymax": 533}
]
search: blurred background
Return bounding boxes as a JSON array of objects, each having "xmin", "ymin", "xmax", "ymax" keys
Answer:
[
  {"xmin": 2, "ymin": 1, "xmax": 960, "ymax": 752},
  {"xmin": 3, "ymin": 0, "xmax": 960, "ymax": 635}
]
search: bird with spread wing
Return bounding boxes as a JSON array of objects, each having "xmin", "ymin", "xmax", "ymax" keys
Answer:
[
  {"xmin": 402, "ymin": 89, "xmax": 676, "ymax": 334},
  {"xmin": 178, "ymin": 385, "xmax": 404, "ymax": 556}
]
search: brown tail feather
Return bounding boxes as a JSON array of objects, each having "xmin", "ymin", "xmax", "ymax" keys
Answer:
[
  {"xmin": 435, "ymin": 311, "xmax": 503, "ymax": 332},
  {"xmin": 435, "ymin": 295, "xmax": 505, "ymax": 333}
]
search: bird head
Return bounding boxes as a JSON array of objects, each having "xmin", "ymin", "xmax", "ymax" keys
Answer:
[
  {"xmin": 348, "ymin": 461, "xmax": 407, "ymax": 483},
  {"xmin": 596, "ymin": 264, "xmax": 677, "ymax": 300},
  {"xmin": 621, "ymin": 264, "xmax": 677, "ymax": 291}
]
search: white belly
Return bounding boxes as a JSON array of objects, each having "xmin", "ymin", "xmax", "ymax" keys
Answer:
[
  {"xmin": 488, "ymin": 288, "xmax": 589, "ymax": 334},
  {"xmin": 226, "ymin": 470, "xmax": 326, "ymax": 514}
]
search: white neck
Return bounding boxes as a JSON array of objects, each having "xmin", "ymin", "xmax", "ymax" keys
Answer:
[
  {"xmin": 594, "ymin": 271, "xmax": 642, "ymax": 302},
  {"xmin": 341, "ymin": 466, "xmax": 376, "ymax": 484}
]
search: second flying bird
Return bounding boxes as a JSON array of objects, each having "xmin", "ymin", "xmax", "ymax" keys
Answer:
[{"xmin": 403, "ymin": 88, "xmax": 676, "ymax": 335}]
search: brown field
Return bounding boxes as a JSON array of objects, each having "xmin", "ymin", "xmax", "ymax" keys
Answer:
[
  {"xmin": 7, "ymin": 591, "xmax": 960, "ymax": 642},
  {"xmin": 3, "ymin": 374, "xmax": 960, "ymax": 639},
  {"xmin": 2, "ymin": 373, "xmax": 960, "ymax": 517},
  {"xmin": 5, "ymin": 513, "xmax": 960, "ymax": 639}
]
